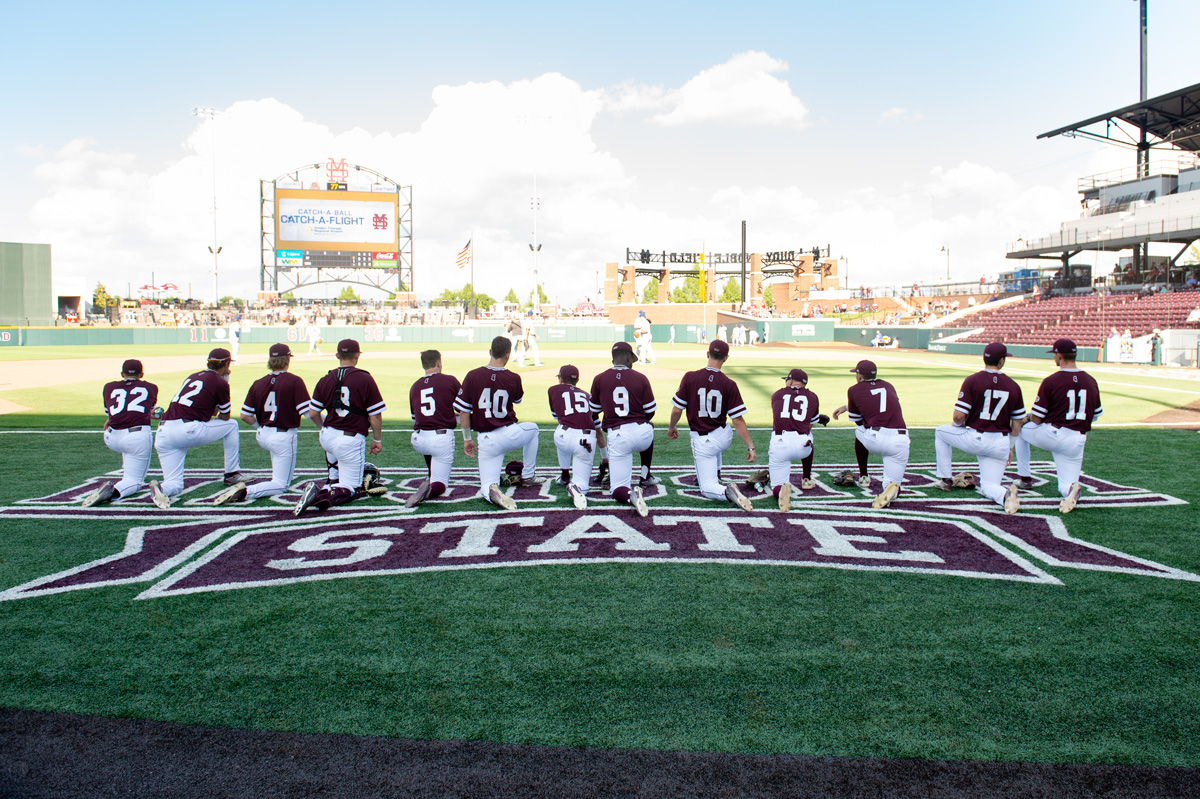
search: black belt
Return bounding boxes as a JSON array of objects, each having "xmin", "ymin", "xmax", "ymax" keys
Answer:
[
  {"xmin": 868, "ymin": 427, "xmax": 906, "ymax": 434},
  {"xmin": 261, "ymin": 425, "xmax": 295, "ymax": 432},
  {"xmin": 117, "ymin": 426, "xmax": 147, "ymax": 433}
]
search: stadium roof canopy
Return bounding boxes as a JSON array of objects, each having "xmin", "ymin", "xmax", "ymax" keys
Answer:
[{"xmin": 1038, "ymin": 81, "xmax": 1200, "ymax": 152}]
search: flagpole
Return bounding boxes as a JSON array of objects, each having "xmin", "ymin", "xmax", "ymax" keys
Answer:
[{"xmin": 470, "ymin": 231, "xmax": 475, "ymax": 315}]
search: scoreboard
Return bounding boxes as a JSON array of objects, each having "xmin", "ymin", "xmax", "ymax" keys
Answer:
[
  {"xmin": 275, "ymin": 250, "xmax": 399, "ymax": 271},
  {"xmin": 273, "ymin": 181, "xmax": 401, "ymax": 269}
]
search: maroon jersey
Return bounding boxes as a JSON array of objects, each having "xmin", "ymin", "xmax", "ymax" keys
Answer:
[
  {"xmin": 102, "ymin": 379, "xmax": 159, "ymax": 430},
  {"xmin": 1031, "ymin": 369, "xmax": 1103, "ymax": 433},
  {"xmin": 548, "ymin": 384, "xmax": 599, "ymax": 431},
  {"xmin": 241, "ymin": 372, "xmax": 312, "ymax": 430},
  {"xmin": 454, "ymin": 366, "xmax": 524, "ymax": 433},
  {"xmin": 163, "ymin": 370, "xmax": 231, "ymax": 422},
  {"xmin": 409, "ymin": 372, "xmax": 462, "ymax": 431},
  {"xmin": 671, "ymin": 367, "xmax": 748, "ymax": 435},
  {"xmin": 954, "ymin": 370, "xmax": 1026, "ymax": 434},
  {"xmin": 589, "ymin": 366, "xmax": 656, "ymax": 429},
  {"xmin": 771, "ymin": 386, "xmax": 820, "ymax": 435},
  {"xmin": 311, "ymin": 366, "xmax": 386, "ymax": 436},
  {"xmin": 846, "ymin": 378, "xmax": 906, "ymax": 429}
]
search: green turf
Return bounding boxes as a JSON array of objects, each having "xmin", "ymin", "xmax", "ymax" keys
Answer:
[{"xmin": 0, "ymin": 344, "xmax": 1198, "ymax": 767}]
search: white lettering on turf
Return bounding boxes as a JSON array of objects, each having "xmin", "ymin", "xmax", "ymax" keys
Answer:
[
  {"xmin": 653, "ymin": 515, "xmax": 765, "ymax": 553},
  {"xmin": 793, "ymin": 520, "xmax": 945, "ymax": 563},
  {"xmin": 266, "ymin": 527, "xmax": 403, "ymax": 570},
  {"xmin": 527, "ymin": 515, "xmax": 670, "ymax": 553},
  {"xmin": 421, "ymin": 517, "xmax": 543, "ymax": 558}
]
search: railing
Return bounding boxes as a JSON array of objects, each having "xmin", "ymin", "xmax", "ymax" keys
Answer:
[
  {"xmin": 1009, "ymin": 213, "xmax": 1200, "ymax": 253},
  {"xmin": 1076, "ymin": 157, "xmax": 1200, "ymax": 193}
]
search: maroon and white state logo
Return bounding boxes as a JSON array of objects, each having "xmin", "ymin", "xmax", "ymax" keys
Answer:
[{"xmin": 2, "ymin": 463, "xmax": 1194, "ymax": 602}]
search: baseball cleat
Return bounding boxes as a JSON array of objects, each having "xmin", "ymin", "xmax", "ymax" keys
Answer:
[
  {"xmin": 1003, "ymin": 483, "xmax": 1020, "ymax": 515},
  {"xmin": 800, "ymin": 477, "xmax": 816, "ymax": 491},
  {"xmin": 150, "ymin": 481, "xmax": 172, "ymax": 509},
  {"xmin": 405, "ymin": 479, "xmax": 432, "ymax": 508},
  {"xmin": 223, "ymin": 471, "xmax": 245, "ymax": 486},
  {"xmin": 1059, "ymin": 482, "xmax": 1082, "ymax": 514},
  {"xmin": 631, "ymin": 486, "xmax": 649, "ymax": 518},
  {"xmin": 639, "ymin": 474, "xmax": 662, "ymax": 487},
  {"xmin": 856, "ymin": 475, "xmax": 872, "ymax": 490},
  {"xmin": 520, "ymin": 475, "xmax": 546, "ymax": 486},
  {"xmin": 488, "ymin": 484, "xmax": 517, "ymax": 511},
  {"xmin": 1015, "ymin": 476, "xmax": 1035, "ymax": 491},
  {"xmin": 81, "ymin": 481, "xmax": 115, "ymax": 508},
  {"xmin": 778, "ymin": 483, "xmax": 791, "ymax": 513},
  {"xmin": 568, "ymin": 483, "xmax": 587, "ymax": 510},
  {"xmin": 552, "ymin": 476, "xmax": 570, "ymax": 487},
  {"xmin": 872, "ymin": 481, "xmax": 900, "ymax": 509},
  {"xmin": 935, "ymin": 478, "xmax": 954, "ymax": 492},
  {"xmin": 213, "ymin": 482, "xmax": 247, "ymax": 506},
  {"xmin": 293, "ymin": 482, "xmax": 319, "ymax": 516},
  {"xmin": 725, "ymin": 483, "xmax": 754, "ymax": 512}
]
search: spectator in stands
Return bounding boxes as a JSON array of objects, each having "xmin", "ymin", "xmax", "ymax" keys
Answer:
[
  {"xmin": 872, "ymin": 330, "xmax": 883, "ymax": 347},
  {"xmin": 1187, "ymin": 271, "xmax": 1198, "ymax": 288}
]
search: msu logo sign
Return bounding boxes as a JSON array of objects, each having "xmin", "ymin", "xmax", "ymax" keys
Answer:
[{"xmin": 1, "ymin": 463, "xmax": 1194, "ymax": 601}]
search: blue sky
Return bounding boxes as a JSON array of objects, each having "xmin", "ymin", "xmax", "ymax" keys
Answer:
[{"xmin": 1, "ymin": 1, "xmax": 1197, "ymax": 303}]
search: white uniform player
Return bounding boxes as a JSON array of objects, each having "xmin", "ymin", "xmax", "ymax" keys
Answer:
[
  {"xmin": 764, "ymin": 368, "xmax": 825, "ymax": 512},
  {"xmin": 634, "ymin": 312, "xmax": 656, "ymax": 364},
  {"xmin": 229, "ymin": 317, "xmax": 241, "ymax": 363},
  {"xmin": 151, "ymin": 348, "xmax": 243, "ymax": 508},
  {"xmin": 306, "ymin": 319, "xmax": 323, "ymax": 356},
  {"xmin": 83, "ymin": 359, "xmax": 160, "ymax": 507},
  {"xmin": 589, "ymin": 341, "xmax": 658, "ymax": 515},
  {"xmin": 455, "ymin": 336, "xmax": 542, "ymax": 510},
  {"xmin": 667, "ymin": 339, "xmax": 757, "ymax": 509},
  {"xmin": 213, "ymin": 344, "xmax": 323, "ymax": 505},
  {"xmin": 831, "ymin": 359, "xmax": 909, "ymax": 509},
  {"xmin": 522, "ymin": 312, "xmax": 543, "ymax": 366}
]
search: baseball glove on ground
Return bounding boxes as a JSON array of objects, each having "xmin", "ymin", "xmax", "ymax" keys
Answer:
[
  {"xmin": 832, "ymin": 470, "xmax": 859, "ymax": 486},
  {"xmin": 362, "ymin": 463, "xmax": 388, "ymax": 495},
  {"xmin": 951, "ymin": 472, "xmax": 978, "ymax": 489}
]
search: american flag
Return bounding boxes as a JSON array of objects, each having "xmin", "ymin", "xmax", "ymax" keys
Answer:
[{"xmin": 456, "ymin": 239, "xmax": 472, "ymax": 269}]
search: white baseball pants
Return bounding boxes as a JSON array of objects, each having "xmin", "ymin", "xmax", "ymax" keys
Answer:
[
  {"xmin": 1015, "ymin": 422, "xmax": 1087, "ymax": 497},
  {"xmin": 553, "ymin": 426, "xmax": 598, "ymax": 492},
  {"xmin": 319, "ymin": 427, "xmax": 367, "ymax": 493},
  {"xmin": 411, "ymin": 429, "xmax": 456, "ymax": 487},
  {"xmin": 155, "ymin": 419, "xmax": 241, "ymax": 496},
  {"xmin": 934, "ymin": 425, "xmax": 1010, "ymax": 505},
  {"xmin": 103, "ymin": 426, "xmax": 154, "ymax": 498},
  {"xmin": 768, "ymin": 431, "xmax": 813, "ymax": 489},
  {"xmin": 854, "ymin": 427, "xmax": 910, "ymax": 485},
  {"xmin": 638, "ymin": 340, "xmax": 656, "ymax": 363},
  {"xmin": 607, "ymin": 422, "xmax": 656, "ymax": 493},
  {"xmin": 476, "ymin": 422, "xmax": 540, "ymax": 500},
  {"xmin": 245, "ymin": 427, "xmax": 300, "ymax": 499},
  {"xmin": 690, "ymin": 425, "xmax": 734, "ymax": 500}
]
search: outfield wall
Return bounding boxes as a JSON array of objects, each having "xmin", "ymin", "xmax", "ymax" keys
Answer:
[{"xmin": 926, "ymin": 339, "xmax": 1102, "ymax": 362}]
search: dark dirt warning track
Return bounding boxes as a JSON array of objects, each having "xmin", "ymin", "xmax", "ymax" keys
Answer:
[{"xmin": 2, "ymin": 708, "xmax": 1197, "ymax": 799}]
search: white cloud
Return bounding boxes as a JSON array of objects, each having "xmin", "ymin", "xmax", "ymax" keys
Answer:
[
  {"xmin": 646, "ymin": 51, "xmax": 808, "ymax": 128},
  {"xmin": 878, "ymin": 107, "xmax": 922, "ymax": 123}
]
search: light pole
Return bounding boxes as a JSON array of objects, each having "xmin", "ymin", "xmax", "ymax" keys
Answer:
[
  {"xmin": 529, "ymin": 175, "xmax": 542, "ymax": 312},
  {"xmin": 193, "ymin": 106, "xmax": 221, "ymax": 304},
  {"xmin": 940, "ymin": 245, "xmax": 950, "ymax": 281}
]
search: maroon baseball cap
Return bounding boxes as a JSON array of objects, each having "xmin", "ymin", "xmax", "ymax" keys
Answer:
[
  {"xmin": 984, "ymin": 342, "xmax": 1008, "ymax": 360},
  {"xmin": 337, "ymin": 338, "xmax": 361, "ymax": 355},
  {"xmin": 783, "ymin": 368, "xmax": 808, "ymax": 383},
  {"xmin": 207, "ymin": 348, "xmax": 232, "ymax": 362},
  {"xmin": 709, "ymin": 339, "xmax": 730, "ymax": 358},
  {"xmin": 269, "ymin": 343, "xmax": 293, "ymax": 358},
  {"xmin": 558, "ymin": 364, "xmax": 579, "ymax": 380},
  {"xmin": 1048, "ymin": 339, "xmax": 1077, "ymax": 355},
  {"xmin": 121, "ymin": 359, "xmax": 143, "ymax": 376},
  {"xmin": 611, "ymin": 341, "xmax": 638, "ymax": 361},
  {"xmin": 851, "ymin": 359, "xmax": 877, "ymax": 378}
]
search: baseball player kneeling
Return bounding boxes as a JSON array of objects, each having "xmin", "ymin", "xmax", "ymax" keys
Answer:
[
  {"xmin": 831, "ymin": 359, "xmax": 909, "ymax": 509},
  {"xmin": 406, "ymin": 349, "xmax": 462, "ymax": 508},
  {"xmin": 151, "ymin": 348, "xmax": 243, "ymax": 508},
  {"xmin": 589, "ymin": 341, "xmax": 657, "ymax": 516},
  {"xmin": 294, "ymin": 339, "xmax": 387, "ymax": 515},
  {"xmin": 933, "ymin": 342, "xmax": 1026, "ymax": 514},
  {"xmin": 549, "ymin": 364, "xmax": 605, "ymax": 510},
  {"xmin": 454, "ymin": 336, "xmax": 542, "ymax": 510},
  {"xmin": 213, "ymin": 343, "xmax": 323, "ymax": 506},
  {"xmin": 84, "ymin": 359, "xmax": 160, "ymax": 507},
  {"xmin": 668, "ymin": 339, "xmax": 757, "ymax": 510},
  {"xmin": 760, "ymin": 368, "xmax": 826, "ymax": 513}
]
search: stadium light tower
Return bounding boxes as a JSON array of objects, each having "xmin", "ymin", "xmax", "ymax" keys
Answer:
[
  {"xmin": 193, "ymin": 106, "xmax": 221, "ymax": 303},
  {"xmin": 940, "ymin": 245, "xmax": 950, "ymax": 280}
]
